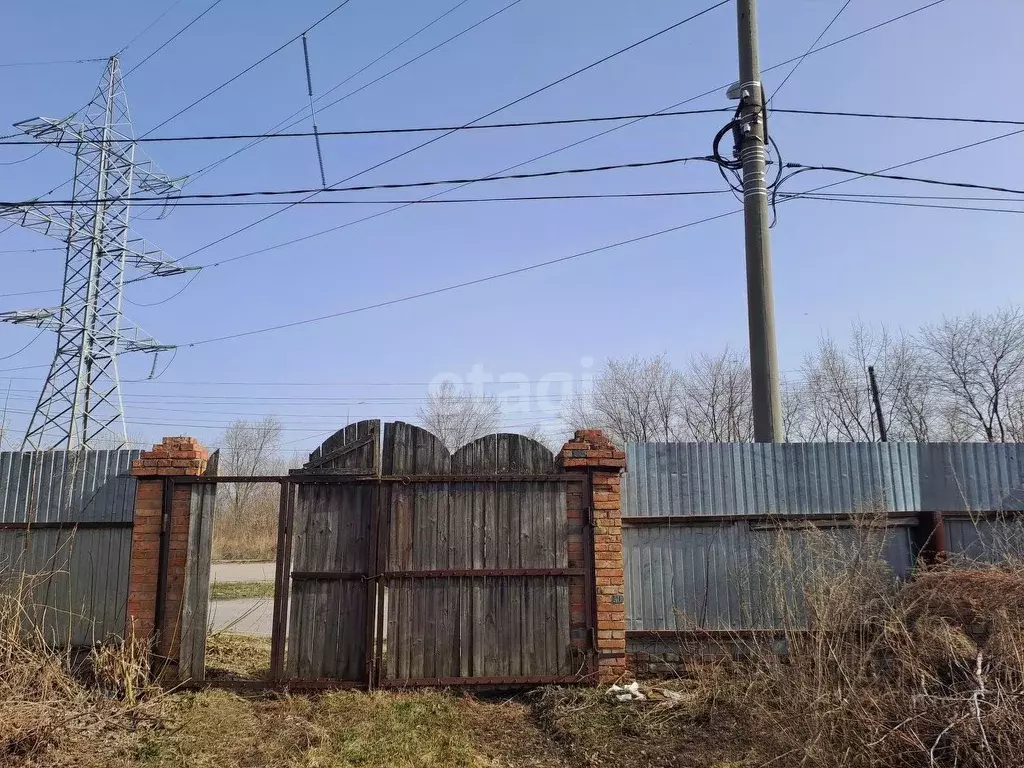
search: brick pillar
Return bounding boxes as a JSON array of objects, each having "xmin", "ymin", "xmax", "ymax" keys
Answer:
[
  {"xmin": 558, "ymin": 429, "xmax": 626, "ymax": 682},
  {"xmin": 126, "ymin": 436, "xmax": 208, "ymax": 657}
]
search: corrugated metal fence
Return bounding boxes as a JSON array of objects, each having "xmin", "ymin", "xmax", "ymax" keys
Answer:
[
  {"xmin": 623, "ymin": 443, "xmax": 1024, "ymax": 638},
  {"xmin": 0, "ymin": 450, "xmax": 139, "ymax": 645}
]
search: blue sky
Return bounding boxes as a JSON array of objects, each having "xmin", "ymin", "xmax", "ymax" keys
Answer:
[{"xmin": 0, "ymin": 0, "xmax": 1021, "ymax": 451}]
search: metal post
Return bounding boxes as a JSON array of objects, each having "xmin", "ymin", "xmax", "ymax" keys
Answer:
[
  {"xmin": 736, "ymin": 0, "xmax": 783, "ymax": 442},
  {"xmin": 868, "ymin": 365, "xmax": 888, "ymax": 442}
]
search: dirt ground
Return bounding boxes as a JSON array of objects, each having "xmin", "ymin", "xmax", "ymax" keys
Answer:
[
  {"xmin": 5, "ymin": 635, "xmax": 750, "ymax": 768},
  {"xmin": 9, "ymin": 687, "xmax": 750, "ymax": 768}
]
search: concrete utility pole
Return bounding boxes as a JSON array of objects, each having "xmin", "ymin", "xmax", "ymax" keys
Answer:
[{"xmin": 736, "ymin": 0, "xmax": 783, "ymax": 442}]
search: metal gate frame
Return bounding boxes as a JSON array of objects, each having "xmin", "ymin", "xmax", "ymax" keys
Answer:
[{"xmin": 170, "ymin": 471, "xmax": 597, "ymax": 689}]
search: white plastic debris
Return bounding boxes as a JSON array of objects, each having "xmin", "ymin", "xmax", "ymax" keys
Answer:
[
  {"xmin": 607, "ymin": 681, "xmax": 647, "ymax": 701},
  {"xmin": 659, "ymin": 688, "xmax": 684, "ymax": 702}
]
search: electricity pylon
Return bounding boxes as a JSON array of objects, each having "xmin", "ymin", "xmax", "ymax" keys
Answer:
[{"xmin": 0, "ymin": 55, "xmax": 192, "ymax": 450}]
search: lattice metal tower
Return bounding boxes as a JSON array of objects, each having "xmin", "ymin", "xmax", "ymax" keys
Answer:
[{"xmin": 0, "ymin": 55, "xmax": 190, "ymax": 450}]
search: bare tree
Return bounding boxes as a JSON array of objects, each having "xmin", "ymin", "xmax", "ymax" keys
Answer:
[
  {"xmin": 921, "ymin": 306, "xmax": 1024, "ymax": 442},
  {"xmin": 800, "ymin": 322, "xmax": 934, "ymax": 442},
  {"xmin": 417, "ymin": 380, "xmax": 501, "ymax": 451},
  {"xmin": 563, "ymin": 354, "xmax": 684, "ymax": 444},
  {"xmin": 517, "ymin": 422, "xmax": 562, "ymax": 452},
  {"xmin": 781, "ymin": 379, "xmax": 817, "ymax": 442},
  {"xmin": 680, "ymin": 348, "xmax": 753, "ymax": 441},
  {"xmin": 219, "ymin": 415, "xmax": 284, "ymax": 519}
]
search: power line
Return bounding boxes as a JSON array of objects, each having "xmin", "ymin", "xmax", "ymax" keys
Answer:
[
  {"xmin": 769, "ymin": 0, "xmax": 853, "ymax": 102},
  {"xmin": 0, "ymin": 107, "xmax": 736, "ymax": 146},
  {"xmin": 11, "ymin": 155, "xmax": 712, "ymax": 206},
  {"xmin": 276, "ymin": 0, "xmax": 528, "ymax": 128},
  {"xmin": 141, "ymin": 0, "xmax": 357, "ymax": 137},
  {"xmin": 64, "ymin": 190, "xmax": 736, "ymax": 209},
  {"xmin": 180, "ymin": 0, "xmax": 954, "ymax": 274},
  {"xmin": 191, "ymin": 0, "xmax": 524, "ymax": 182},
  {"xmin": 772, "ymin": 107, "xmax": 1024, "ymax": 127},
  {"xmin": 7, "ymin": 104, "xmax": 1022, "ymax": 149},
  {"xmin": 174, "ymin": 125, "xmax": 1024, "ymax": 348},
  {"xmin": 122, "ymin": 0, "xmax": 227, "ymax": 78},
  {"xmin": 118, "ymin": 0, "xmax": 184, "ymax": 55},
  {"xmin": 0, "ymin": 57, "xmax": 107, "ymax": 68},
  {"xmin": 0, "ymin": 329, "xmax": 45, "ymax": 361},
  {"xmin": 783, "ymin": 152, "xmax": 1024, "ymax": 197},
  {"xmin": 178, "ymin": 1, "xmax": 732, "ymax": 261},
  {"xmin": 179, "ymin": 208, "xmax": 739, "ymax": 347},
  {"xmin": 790, "ymin": 195, "xmax": 1024, "ymax": 217},
  {"xmin": 187, "ymin": 0, "xmax": 491, "ymax": 182}
]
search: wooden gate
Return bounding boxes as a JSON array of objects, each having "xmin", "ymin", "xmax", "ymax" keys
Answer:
[
  {"xmin": 278, "ymin": 420, "xmax": 380, "ymax": 683},
  {"xmin": 269, "ymin": 420, "xmax": 592, "ymax": 687},
  {"xmin": 376, "ymin": 423, "xmax": 584, "ymax": 685}
]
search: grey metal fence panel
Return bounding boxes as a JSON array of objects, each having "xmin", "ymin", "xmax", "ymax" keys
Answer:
[
  {"xmin": 0, "ymin": 450, "xmax": 138, "ymax": 524},
  {"xmin": 0, "ymin": 449, "xmax": 139, "ymax": 645},
  {"xmin": 623, "ymin": 443, "xmax": 920, "ymax": 518},
  {"xmin": 944, "ymin": 517, "xmax": 1024, "ymax": 564},
  {"xmin": 919, "ymin": 443, "xmax": 1024, "ymax": 512},
  {"xmin": 624, "ymin": 522, "xmax": 913, "ymax": 631}
]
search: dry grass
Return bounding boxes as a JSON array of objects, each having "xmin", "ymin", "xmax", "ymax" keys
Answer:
[
  {"xmin": 99, "ymin": 689, "xmax": 562, "ymax": 767},
  {"xmin": 0, "ymin": 582, "xmax": 161, "ymax": 767},
  {"xmin": 535, "ymin": 683, "xmax": 749, "ymax": 768},
  {"xmin": 204, "ymin": 632, "xmax": 271, "ymax": 680},
  {"xmin": 708, "ymin": 522, "xmax": 1024, "ymax": 768},
  {"xmin": 212, "ymin": 487, "xmax": 278, "ymax": 562}
]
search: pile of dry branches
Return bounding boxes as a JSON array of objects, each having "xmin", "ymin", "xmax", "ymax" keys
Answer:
[{"xmin": 741, "ymin": 562, "xmax": 1024, "ymax": 767}]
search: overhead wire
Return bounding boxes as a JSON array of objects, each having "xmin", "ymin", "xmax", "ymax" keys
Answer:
[
  {"xmin": 117, "ymin": 0, "xmax": 185, "ymax": 55},
  {"xmin": 0, "ymin": 146, "xmax": 47, "ymax": 166},
  {"xmin": 0, "ymin": 57, "xmax": 107, "ymax": 68},
  {"xmin": 0, "ymin": 329, "xmax": 46, "ymax": 360},
  {"xmin": 780, "ymin": 161, "xmax": 1024, "ymax": 197},
  {"xmin": 10, "ymin": 155, "xmax": 714, "ymax": 206},
  {"xmin": 0, "ymin": 109, "xmax": 742, "ymax": 146},
  {"xmin": 785, "ymin": 195, "xmax": 1024, "ymax": 217},
  {"xmin": 140, "ymin": 0, "xmax": 357, "ymax": 137},
  {"xmin": 773, "ymin": 126, "xmax": 1024, "ymax": 214},
  {"xmin": 50, "ymin": 190, "xmax": 735, "ymax": 208},
  {"xmin": 178, "ymin": 0, "xmax": 953, "ymax": 274},
  {"xmin": 179, "ymin": 208, "xmax": 740, "ymax": 347},
  {"xmin": 187, "ymin": 0, "xmax": 512, "ymax": 182},
  {"xmin": 173, "ymin": 113, "xmax": 1024, "ymax": 348},
  {"xmin": 122, "ymin": 0, "xmax": 227, "ymax": 78},
  {"xmin": 177, "ymin": 1, "xmax": 732, "ymax": 262},
  {"xmin": 771, "ymin": 107, "xmax": 1024, "ymax": 127},
  {"xmin": 769, "ymin": 0, "xmax": 853, "ymax": 102}
]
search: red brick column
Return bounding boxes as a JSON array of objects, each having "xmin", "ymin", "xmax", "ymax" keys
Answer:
[
  {"xmin": 126, "ymin": 436, "xmax": 208, "ymax": 657},
  {"xmin": 559, "ymin": 429, "xmax": 626, "ymax": 682}
]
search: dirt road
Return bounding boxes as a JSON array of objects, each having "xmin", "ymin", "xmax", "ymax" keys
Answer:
[{"xmin": 209, "ymin": 561, "xmax": 275, "ymax": 635}]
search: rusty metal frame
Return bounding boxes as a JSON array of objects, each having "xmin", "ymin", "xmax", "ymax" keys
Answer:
[
  {"xmin": 621, "ymin": 511, "xmax": 920, "ymax": 526},
  {"xmin": 269, "ymin": 480, "xmax": 294, "ymax": 682},
  {"xmin": 372, "ymin": 482, "xmax": 389, "ymax": 688},
  {"xmin": 364, "ymin": 482, "xmax": 382, "ymax": 689},
  {"xmin": 178, "ymin": 473, "xmax": 580, "ymax": 484},
  {"xmin": 378, "ymin": 674, "xmax": 588, "ymax": 688},
  {"xmin": 0, "ymin": 520, "xmax": 132, "ymax": 530}
]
